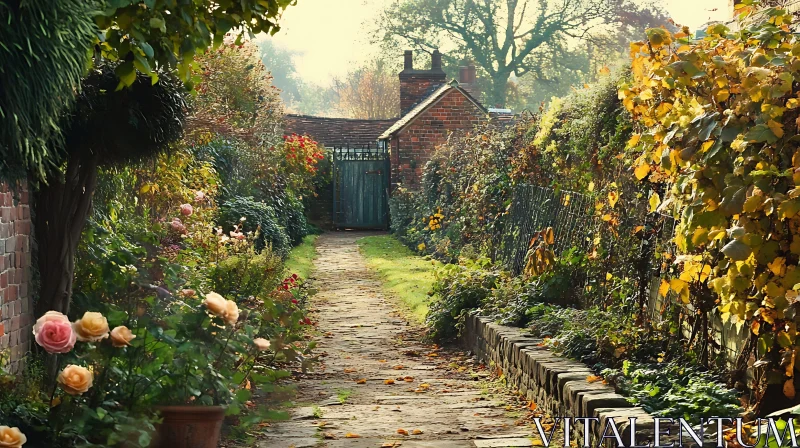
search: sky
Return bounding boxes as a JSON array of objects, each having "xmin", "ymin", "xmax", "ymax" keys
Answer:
[{"xmin": 263, "ymin": 0, "xmax": 731, "ymax": 86}]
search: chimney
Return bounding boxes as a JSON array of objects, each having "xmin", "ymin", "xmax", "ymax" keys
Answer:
[
  {"xmin": 432, "ymin": 49, "xmax": 442, "ymax": 70},
  {"xmin": 399, "ymin": 49, "xmax": 447, "ymax": 115},
  {"xmin": 458, "ymin": 62, "xmax": 481, "ymax": 101}
]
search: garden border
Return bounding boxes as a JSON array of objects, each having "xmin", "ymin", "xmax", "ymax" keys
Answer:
[{"xmin": 460, "ymin": 314, "xmax": 673, "ymax": 447}]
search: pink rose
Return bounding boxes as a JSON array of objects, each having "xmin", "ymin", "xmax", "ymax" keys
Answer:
[
  {"xmin": 33, "ymin": 310, "xmax": 70, "ymax": 333},
  {"xmin": 170, "ymin": 218, "xmax": 187, "ymax": 234},
  {"xmin": 180, "ymin": 203, "xmax": 193, "ymax": 216},
  {"xmin": 194, "ymin": 190, "xmax": 206, "ymax": 202},
  {"xmin": 34, "ymin": 319, "xmax": 76, "ymax": 354}
]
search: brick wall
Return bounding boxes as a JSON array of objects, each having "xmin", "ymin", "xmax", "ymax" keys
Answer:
[
  {"xmin": 392, "ymin": 89, "xmax": 485, "ymax": 188},
  {"xmin": 0, "ymin": 181, "xmax": 33, "ymax": 373}
]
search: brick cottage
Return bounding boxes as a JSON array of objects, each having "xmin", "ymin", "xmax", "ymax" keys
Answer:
[{"xmin": 284, "ymin": 50, "xmax": 496, "ymax": 189}]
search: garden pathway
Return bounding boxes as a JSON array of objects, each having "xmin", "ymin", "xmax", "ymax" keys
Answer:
[{"xmin": 253, "ymin": 232, "xmax": 541, "ymax": 448}]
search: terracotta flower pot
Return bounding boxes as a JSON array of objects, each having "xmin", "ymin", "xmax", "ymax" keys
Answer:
[{"xmin": 153, "ymin": 405, "xmax": 225, "ymax": 448}]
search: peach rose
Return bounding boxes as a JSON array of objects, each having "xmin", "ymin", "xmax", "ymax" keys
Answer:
[
  {"xmin": 110, "ymin": 326, "xmax": 136, "ymax": 347},
  {"xmin": 204, "ymin": 292, "xmax": 228, "ymax": 318},
  {"xmin": 72, "ymin": 312, "xmax": 109, "ymax": 342},
  {"xmin": 33, "ymin": 318, "xmax": 76, "ymax": 354},
  {"xmin": 253, "ymin": 338, "xmax": 271, "ymax": 351},
  {"xmin": 58, "ymin": 365, "xmax": 93, "ymax": 395},
  {"xmin": 194, "ymin": 190, "xmax": 205, "ymax": 202},
  {"xmin": 224, "ymin": 300, "xmax": 240, "ymax": 326},
  {"xmin": 180, "ymin": 203, "xmax": 193, "ymax": 216},
  {"xmin": 0, "ymin": 426, "xmax": 26, "ymax": 448}
]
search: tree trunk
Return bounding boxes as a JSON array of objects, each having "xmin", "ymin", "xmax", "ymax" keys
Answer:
[
  {"xmin": 488, "ymin": 72, "xmax": 511, "ymax": 109},
  {"xmin": 34, "ymin": 151, "xmax": 99, "ymax": 317}
]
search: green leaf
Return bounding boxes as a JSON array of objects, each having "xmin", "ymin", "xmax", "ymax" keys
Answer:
[
  {"xmin": 139, "ymin": 42, "xmax": 154, "ymax": 59},
  {"xmin": 745, "ymin": 124, "xmax": 778, "ymax": 143},
  {"xmin": 133, "ymin": 54, "xmax": 152, "ymax": 74},
  {"xmin": 115, "ymin": 61, "xmax": 136, "ymax": 88},
  {"xmin": 149, "ymin": 17, "xmax": 165, "ymax": 29}
]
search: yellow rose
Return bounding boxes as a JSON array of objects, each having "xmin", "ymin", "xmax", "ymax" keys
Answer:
[
  {"xmin": 58, "ymin": 365, "xmax": 93, "ymax": 395},
  {"xmin": 203, "ymin": 292, "xmax": 228, "ymax": 318},
  {"xmin": 253, "ymin": 338, "xmax": 271, "ymax": 351},
  {"xmin": 224, "ymin": 300, "xmax": 239, "ymax": 326},
  {"xmin": 72, "ymin": 312, "xmax": 109, "ymax": 342},
  {"xmin": 0, "ymin": 426, "xmax": 26, "ymax": 448},
  {"xmin": 110, "ymin": 326, "xmax": 136, "ymax": 347}
]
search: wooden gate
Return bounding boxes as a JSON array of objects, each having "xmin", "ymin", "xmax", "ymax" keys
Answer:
[{"xmin": 332, "ymin": 145, "xmax": 390, "ymax": 229}]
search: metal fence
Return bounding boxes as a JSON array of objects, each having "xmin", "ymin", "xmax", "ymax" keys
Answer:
[{"xmin": 498, "ymin": 182, "xmax": 747, "ymax": 365}]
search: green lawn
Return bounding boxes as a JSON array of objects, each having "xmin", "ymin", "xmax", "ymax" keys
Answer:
[
  {"xmin": 357, "ymin": 234, "xmax": 438, "ymax": 323},
  {"xmin": 284, "ymin": 234, "xmax": 319, "ymax": 281}
]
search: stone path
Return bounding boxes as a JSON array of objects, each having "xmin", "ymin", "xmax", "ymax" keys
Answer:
[{"xmin": 254, "ymin": 232, "xmax": 541, "ymax": 448}]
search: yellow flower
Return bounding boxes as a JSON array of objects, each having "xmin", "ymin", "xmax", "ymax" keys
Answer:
[
  {"xmin": 203, "ymin": 292, "xmax": 228, "ymax": 318},
  {"xmin": 417, "ymin": 243, "xmax": 426, "ymax": 251},
  {"xmin": 0, "ymin": 426, "xmax": 26, "ymax": 448},
  {"xmin": 224, "ymin": 300, "xmax": 240, "ymax": 326},
  {"xmin": 72, "ymin": 312, "xmax": 109, "ymax": 342},
  {"xmin": 58, "ymin": 365, "xmax": 93, "ymax": 395},
  {"xmin": 253, "ymin": 338, "xmax": 271, "ymax": 351},
  {"xmin": 110, "ymin": 326, "xmax": 136, "ymax": 347}
]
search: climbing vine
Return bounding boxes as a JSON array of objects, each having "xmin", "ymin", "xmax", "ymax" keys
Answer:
[{"xmin": 623, "ymin": 2, "xmax": 800, "ymax": 398}]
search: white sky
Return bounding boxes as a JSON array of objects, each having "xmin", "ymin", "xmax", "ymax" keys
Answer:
[{"xmin": 264, "ymin": 0, "xmax": 731, "ymax": 86}]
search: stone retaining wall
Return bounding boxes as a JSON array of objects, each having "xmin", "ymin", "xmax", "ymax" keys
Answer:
[{"xmin": 461, "ymin": 314, "xmax": 673, "ymax": 447}]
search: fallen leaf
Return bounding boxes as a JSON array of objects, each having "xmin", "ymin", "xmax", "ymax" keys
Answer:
[
  {"xmin": 323, "ymin": 432, "xmax": 337, "ymax": 439},
  {"xmin": 345, "ymin": 433, "xmax": 361, "ymax": 438},
  {"xmin": 412, "ymin": 429, "xmax": 423, "ymax": 435},
  {"xmin": 393, "ymin": 365, "xmax": 404, "ymax": 370},
  {"xmin": 344, "ymin": 368, "xmax": 356, "ymax": 373},
  {"xmin": 385, "ymin": 379, "xmax": 396, "ymax": 385},
  {"xmin": 379, "ymin": 359, "xmax": 387, "ymax": 363},
  {"xmin": 356, "ymin": 378, "xmax": 367, "ymax": 384},
  {"xmin": 404, "ymin": 376, "xmax": 414, "ymax": 382},
  {"xmin": 528, "ymin": 401, "xmax": 537, "ymax": 411},
  {"xmin": 397, "ymin": 429, "xmax": 409, "ymax": 436},
  {"xmin": 587, "ymin": 375, "xmax": 603, "ymax": 383}
]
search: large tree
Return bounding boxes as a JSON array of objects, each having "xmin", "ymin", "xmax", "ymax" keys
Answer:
[
  {"xmin": 378, "ymin": 0, "xmax": 667, "ymax": 107},
  {"xmin": 333, "ymin": 59, "xmax": 400, "ymax": 119}
]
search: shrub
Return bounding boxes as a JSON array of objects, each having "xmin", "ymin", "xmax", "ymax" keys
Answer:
[
  {"xmin": 481, "ymin": 249, "xmax": 587, "ymax": 326},
  {"xmin": 389, "ymin": 187, "xmax": 423, "ymax": 244},
  {"xmin": 603, "ymin": 361, "xmax": 740, "ymax": 424},
  {"xmin": 209, "ymin": 248, "xmax": 283, "ymax": 302},
  {"xmin": 527, "ymin": 303, "xmax": 572, "ymax": 338},
  {"xmin": 220, "ymin": 196, "xmax": 290, "ymax": 257},
  {"xmin": 426, "ymin": 261, "xmax": 501, "ymax": 341},
  {"xmin": 278, "ymin": 194, "xmax": 308, "ymax": 246}
]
